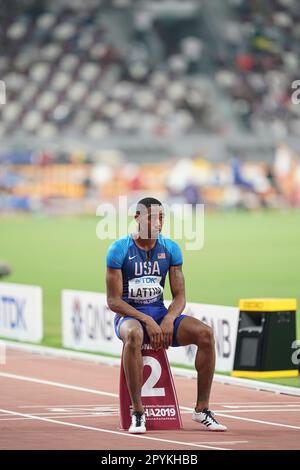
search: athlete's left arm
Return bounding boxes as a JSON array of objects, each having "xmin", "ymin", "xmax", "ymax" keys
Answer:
[
  {"xmin": 160, "ymin": 265, "xmax": 186, "ymax": 348},
  {"xmin": 167, "ymin": 265, "xmax": 186, "ymax": 320}
]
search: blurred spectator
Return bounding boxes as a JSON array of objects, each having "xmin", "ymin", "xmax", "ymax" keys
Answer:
[{"xmin": 1, "ymin": 143, "xmax": 300, "ymax": 213}]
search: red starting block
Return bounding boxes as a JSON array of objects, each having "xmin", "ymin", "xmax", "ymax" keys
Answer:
[{"xmin": 119, "ymin": 345, "xmax": 182, "ymax": 430}]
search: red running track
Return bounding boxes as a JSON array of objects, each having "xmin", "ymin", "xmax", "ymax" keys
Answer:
[{"xmin": 0, "ymin": 348, "xmax": 299, "ymax": 450}]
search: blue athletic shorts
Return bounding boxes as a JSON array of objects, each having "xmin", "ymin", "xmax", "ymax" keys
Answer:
[{"xmin": 114, "ymin": 308, "xmax": 187, "ymax": 347}]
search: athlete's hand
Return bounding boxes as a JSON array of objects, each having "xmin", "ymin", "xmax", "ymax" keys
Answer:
[
  {"xmin": 160, "ymin": 316, "xmax": 175, "ymax": 349},
  {"xmin": 144, "ymin": 317, "xmax": 163, "ymax": 351}
]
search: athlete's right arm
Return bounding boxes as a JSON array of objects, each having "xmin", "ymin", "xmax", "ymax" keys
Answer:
[
  {"xmin": 106, "ymin": 267, "xmax": 148, "ymax": 322},
  {"xmin": 106, "ymin": 268, "xmax": 163, "ymax": 349}
]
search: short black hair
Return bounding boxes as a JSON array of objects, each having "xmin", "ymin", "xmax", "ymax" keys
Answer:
[{"xmin": 136, "ymin": 197, "xmax": 163, "ymax": 214}]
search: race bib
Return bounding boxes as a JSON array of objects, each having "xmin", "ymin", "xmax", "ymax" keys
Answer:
[{"xmin": 128, "ymin": 276, "xmax": 163, "ymax": 303}]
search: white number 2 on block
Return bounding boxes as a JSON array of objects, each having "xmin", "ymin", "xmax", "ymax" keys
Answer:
[{"xmin": 141, "ymin": 356, "xmax": 166, "ymax": 397}]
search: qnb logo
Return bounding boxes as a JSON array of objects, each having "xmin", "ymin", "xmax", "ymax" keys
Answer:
[
  {"xmin": 200, "ymin": 317, "xmax": 231, "ymax": 359},
  {"xmin": 291, "ymin": 340, "xmax": 300, "ymax": 366},
  {"xmin": 85, "ymin": 304, "xmax": 114, "ymax": 341},
  {"xmin": 72, "ymin": 298, "xmax": 83, "ymax": 342},
  {"xmin": 0, "ymin": 296, "xmax": 27, "ymax": 330},
  {"xmin": 0, "ymin": 81, "xmax": 6, "ymax": 105},
  {"xmin": 71, "ymin": 299, "xmax": 114, "ymax": 342}
]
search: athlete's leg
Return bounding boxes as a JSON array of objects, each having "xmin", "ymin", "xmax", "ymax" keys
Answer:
[
  {"xmin": 176, "ymin": 316, "xmax": 215, "ymax": 411},
  {"xmin": 119, "ymin": 318, "xmax": 144, "ymax": 413}
]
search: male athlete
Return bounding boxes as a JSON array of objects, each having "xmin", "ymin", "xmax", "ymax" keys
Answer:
[{"xmin": 106, "ymin": 197, "xmax": 227, "ymax": 433}]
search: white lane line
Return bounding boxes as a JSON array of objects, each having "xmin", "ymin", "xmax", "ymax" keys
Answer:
[
  {"xmin": 0, "ymin": 406, "xmax": 118, "ymax": 414},
  {"xmin": 223, "ymin": 404, "xmax": 300, "ymax": 409},
  {"xmin": 24, "ymin": 408, "xmax": 118, "ymax": 415},
  {"xmin": 4, "ymin": 339, "xmax": 300, "ymax": 396},
  {"xmin": 2, "ymin": 371, "xmax": 299, "ymax": 432},
  {"xmin": 216, "ymin": 413, "xmax": 300, "ymax": 430},
  {"xmin": 18, "ymin": 402, "xmax": 280, "ymax": 408},
  {"xmin": 18, "ymin": 403, "xmax": 300, "ymax": 411},
  {"xmin": 16, "ymin": 401, "xmax": 273, "ymax": 407},
  {"xmin": 210, "ymin": 402, "xmax": 300, "ymax": 405},
  {"xmin": 212, "ymin": 409, "xmax": 300, "ymax": 413},
  {"xmin": 0, "ymin": 372, "xmax": 118, "ymax": 398},
  {"xmin": 210, "ymin": 402, "xmax": 300, "ymax": 408},
  {"xmin": 180, "ymin": 406, "xmax": 300, "ymax": 430},
  {"xmin": 18, "ymin": 404, "xmax": 117, "ymax": 408},
  {"xmin": 0, "ymin": 408, "xmax": 229, "ymax": 451},
  {"xmin": 0, "ymin": 410, "xmax": 119, "ymax": 417},
  {"xmin": 181, "ymin": 407, "xmax": 300, "ymax": 414},
  {"xmin": 191, "ymin": 441, "xmax": 249, "ymax": 445},
  {"xmin": 0, "ymin": 413, "xmax": 119, "ymax": 422}
]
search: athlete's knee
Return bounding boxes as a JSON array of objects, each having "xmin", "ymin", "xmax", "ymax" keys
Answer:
[
  {"xmin": 196, "ymin": 325, "xmax": 214, "ymax": 349},
  {"xmin": 124, "ymin": 327, "xmax": 143, "ymax": 349}
]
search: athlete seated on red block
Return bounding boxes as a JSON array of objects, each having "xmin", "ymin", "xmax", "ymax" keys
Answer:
[{"xmin": 106, "ymin": 197, "xmax": 227, "ymax": 433}]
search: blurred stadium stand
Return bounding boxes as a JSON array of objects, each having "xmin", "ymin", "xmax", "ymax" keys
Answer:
[
  {"xmin": 0, "ymin": 0, "xmax": 218, "ymax": 140},
  {"xmin": 0, "ymin": 0, "xmax": 300, "ymax": 212}
]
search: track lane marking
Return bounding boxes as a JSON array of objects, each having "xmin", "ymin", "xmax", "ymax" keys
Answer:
[
  {"xmin": 213, "ymin": 409, "xmax": 300, "ymax": 413},
  {"xmin": 0, "ymin": 415, "xmax": 117, "ymax": 422},
  {"xmin": 180, "ymin": 406, "xmax": 300, "ymax": 430},
  {"xmin": 0, "ymin": 372, "xmax": 118, "ymax": 397},
  {"xmin": 223, "ymin": 404, "xmax": 300, "ymax": 409},
  {"xmin": 191, "ymin": 440, "xmax": 249, "ymax": 445},
  {"xmin": 216, "ymin": 412, "xmax": 300, "ymax": 430},
  {"xmin": 18, "ymin": 403, "xmax": 117, "ymax": 408},
  {"xmin": 0, "ymin": 408, "xmax": 229, "ymax": 451},
  {"xmin": 2, "ymin": 372, "xmax": 300, "ymax": 432}
]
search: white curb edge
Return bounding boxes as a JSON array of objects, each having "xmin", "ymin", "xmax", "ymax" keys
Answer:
[{"xmin": 1, "ymin": 339, "xmax": 300, "ymax": 397}]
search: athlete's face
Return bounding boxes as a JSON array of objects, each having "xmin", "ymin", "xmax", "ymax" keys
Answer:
[{"xmin": 136, "ymin": 205, "xmax": 164, "ymax": 239}]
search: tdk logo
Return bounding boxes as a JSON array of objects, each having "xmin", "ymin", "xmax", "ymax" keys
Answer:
[{"xmin": 0, "ymin": 296, "xmax": 27, "ymax": 330}]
